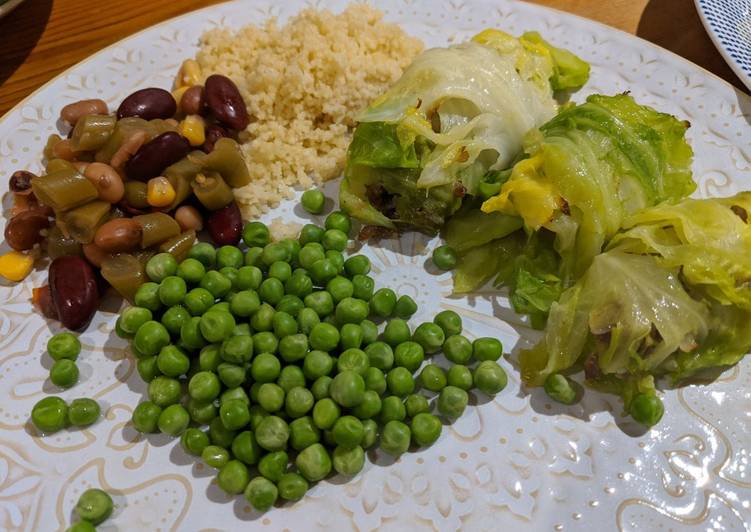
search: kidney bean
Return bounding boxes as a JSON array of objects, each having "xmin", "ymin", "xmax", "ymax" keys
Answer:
[
  {"xmin": 49, "ymin": 256, "xmax": 99, "ymax": 330},
  {"xmin": 94, "ymin": 218, "xmax": 142, "ymax": 253},
  {"xmin": 207, "ymin": 201, "xmax": 242, "ymax": 246},
  {"xmin": 60, "ymin": 99, "xmax": 108, "ymax": 126},
  {"xmin": 4, "ymin": 209, "xmax": 51, "ymax": 251},
  {"xmin": 117, "ymin": 88, "xmax": 177, "ymax": 120},
  {"xmin": 180, "ymin": 85, "xmax": 205, "ymax": 116},
  {"xmin": 202, "ymin": 124, "xmax": 228, "ymax": 153},
  {"xmin": 174, "ymin": 205, "xmax": 203, "ymax": 232},
  {"xmin": 124, "ymin": 131, "xmax": 190, "ymax": 181},
  {"xmin": 9, "ymin": 170, "xmax": 35, "ymax": 194},
  {"xmin": 83, "ymin": 162, "xmax": 125, "ymax": 203},
  {"xmin": 204, "ymin": 75, "xmax": 249, "ymax": 131}
]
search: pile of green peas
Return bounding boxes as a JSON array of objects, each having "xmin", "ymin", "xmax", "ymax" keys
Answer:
[
  {"xmin": 29, "ymin": 332, "xmax": 102, "ymax": 434},
  {"xmin": 117, "ymin": 208, "xmax": 507, "ymax": 512},
  {"xmin": 65, "ymin": 488, "xmax": 114, "ymax": 531}
]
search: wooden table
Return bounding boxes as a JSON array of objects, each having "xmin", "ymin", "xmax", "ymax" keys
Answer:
[{"xmin": 0, "ymin": 0, "xmax": 744, "ymax": 117}]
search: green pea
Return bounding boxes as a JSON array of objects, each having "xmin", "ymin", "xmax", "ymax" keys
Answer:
[
  {"xmin": 324, "ymin": 211, "xmax": 351, "ymax": 234},
  {"xmin": 148, "ymin": 376, "xmax": 181, "ymax": 407},
  {"xmin": 411, "ymin": 412, "xmax": 442, "ymax": 447},
  {"xmin": 325, "ymin": 276, "xmax": 353, "ymax": 304},
  {"xmin": 380, "ymin": 420, "xmax": 411, "ymax": 456},
  {"xmin": 199, "ymin": 311, "xmax": 235, "ymax": 343},
  {"xmin": 215, "ymin": 245, "xmax": 242, "ymax": 269},
  {"xmin": 75, "ymin": 488, "xmax": 113, "ymax": 525},
  {"xmin": 115, "ymin": 316, "xmax": 131, "ymax": 339},
  {"xmin": 132, "ymin": 401, "xmax": 161, "ymax": 433},
  {"xmin": 217, "ymin": 459, "xmax": 250, "ymax": 495},
  {"xmin": 285, "ymin": 387, "xmax": 314, "ymax": 418},
  {"xmin": 221, "ymin": 386, "xmax": 250, "ymax": 406},
  {"xmin": 187, "ymin": 398, "xmax": 217, "ymax": 425},
  {"xmin": 370, "ymin": 288, "xmax": 396, "ymax": 318},
  {"xmin": 208, "ymin": 301, "xmax": 231, "ymax": 314},
  {"xmin": 330, "ymin": 370, "xmax": 366, "ymax": 408},
  {"xmin": 447, "ymin": 365, "xmax": 473, "ymax": 390},
  {"xmin": 335, "ymin": 297, "xmax": 369, "ymax": 324},
  {"xmin": 305, "ymin": 291, "xmax": 334, "ymax": 318},
  {"xmin": 202, "ymin": 444, "xmax": 230, "ymax": 469},
  {"xmin": 176, "ymin": 257, "xmax": 205, "ymax": 284},
  {"xmin": 289, "ymin": 415, "xmax": 321, "ymax": 451},
  {"xmin": 393, "ymin": 341, "xmax": 424, "ymax": 372},
  {"xmin": 336, "ymin": 348, "xmax": 368, "ymax": 376},
  {"xmin": 158, "ymin": 275, "xmax": 187, "ymax": 306},
  {"xmin": 257, "ymin": 450, "xmax": 288, "ymax": 483},
  {"xmin": 301, "ymin": 188, "xmax": 326, "ymax": 214},
  {"xmin": 394, "ymin": 295, "xmax": 418, "ymax": 319},
  {"xmin": 434, "ymin": 310, "xmax": 462, "ymax": 337},
  {"xmin": 257, "ymin": 277, "xmax": 283, "ymax": 306},
  {"xmin": 302, "ymin": 350, "xmax": 333, "ymax": 380},
  {"xmin": 360, "ymin": 319, "xmax": 378, "ymax": 345},
  {"xmin": 133, "ymin": 321, "xmax": 170, "ymax": 356},
  {"xmin": 381, "ymin": 319, "xmax": 408, "ymax": 347},
  {"xmin": 432, "ymin": 245, "xmax": 457, "ymax": 270},
  {"xmin": 158, "ymin": 404, "xmax": 190, "ymax": 436},
  {"xmin": 299, "ymin": 223, "xmax": 325, "ymax": 245},
  {"xmin": 248, "ymin": 405, "xmax": 269, "ymax": 431},
  {"xmin": 351, "ymin": 274, "xmax": 374, "ymax": 301},
  {"xmin": 277, "ymin": 472, "xmax": 309, "ymax": 502},
  {"xmin": 50, "ymin": 359, "xmax": 79, "ymax": 388},
  {"xmin": 160, "ymin": 305, "xmax": 189, "ymax": 336},
  {"xmin": 312, "ymin": 398, "xmax": 340, "ymax": 430},
  {"xmin": 297, "ymin": 307, "xmax": 320, "ymax": 335},
  {"xmin": 332, "ymin": 415, "xmax": 363, "ymax": 448},
  {"xmin": 219, "ymin": 399, "xmax": 251, "ymax": 431},
  {"xmin": 199, "ymin": 270, "xmax": 231, "ymax": 298},
  {"xmin": 198, "ymin": 344, "xmax": 221, "ymax": 372},
  {"xmin": 257, "ymin": 383, "xmax": 285, "ymax": 412},
  {"xmin": 298, "ymin": 242, "xmax": 325, "ymax": 269},
  {"xmin": 272, "ymin": 311, "xmax": 298, "ymax": 338},
  {"xmin": 419, "ymin": 364, "xmax": 447, "ymax": 392},
  {"xmin": 352, "ymin": 390, "xmax": 382, "ymax": 419},
  {"xmin": 66, "ymin": 521, "xmax": 96, "ymax": 532},
  {"xmin": 181, "ymin": 428, "xmax": 210, "ymax": 456},
  {"xmin": 379, "ymin": 395, "xmax": 406, "ymax": 424},
  {"xmin": 327, "ymin": 250, "xmax": 344, "ymax": 274},
  {"xmin": 337, "ymin": 323, "xmax": 362, "ymax": 351},
  {"xmin": 180, "ymin": 316, "xmax": 207, "ymax": 350},
  {"xmin": 405, "ymin": 394, "xmax": 430, "ymax": 418},
  {"xmin": 280, "ymin": 238, "xmax": 301, "ymax": 264},
  {"xmin": 231, "ymin": 431, "xmax": 262, "ymax": 465},
  {"xmin": 285, "ymin": 272, "xmax": 313, "ymax": 298},
  {"xmin": 220, "ymin": 333, "xmax": 252, "ymax": 365},
  {"xmin": 364, "ymin": 342, "xmax": 394, "ymax": 371},
  {"xmin": 343, "ymin": 255, "xmax": 370, "ymax": 277},
  {"xmin": 183, "ymin": 287, "xmax": 213, "ymax": 316},
  {"xmin": 308, "ymin": 322, "xmax": 339, "ymax": 352},
  {"xmin": 156, "ymin": 345, "xmax": 189, "ymax": 377},
  {"xmin": 260, "ymin": 242, "xmax": 288, "ymax": 267},
  {"xmin": 67, "ymin": 398, "xmax": 100, "ymax": 427},
  {"xmin": 229, "ymin": 290, "xmax": 260, "ymax": 317},
  {"xmin": 332, "ymin": 445, "xmax": 365, "ymax": 476},
  {"xmin": 322, "ymin": 229, "xmax": 347, "ymax": 252},
  {"xmin": 209, "ymin": 416, "xmax": 237, "ymax": 448},
  {"xmin": 134, "ymin": 282, "xmax": 161, "ymax": 312},
  {"xmin": 412, "ymin": 322, "xmax": 445, "ymax": 354},
  {"xmin": 244, "ymin": 476, "xmax": 278, "ymax": 512},
  {"xmin": 276, "ymin": 295, "xmax": 304, "ymax": 317},
  {"xmin": 364, "ymin": 367, "xmax": 387, "ymax": 395},
  {"xmin": 629, "ymin": 393, "xmax": 665, "ymax": 426},
  {"xmin": 309, "ymin": 258, "xmax": 337, "ymax": 285},
  {"xmin": 250, "ymin": 303, "xmax": 275, "ymax": 332},
  {"xmin": 542, "ymin": 373, "xmax": 577, "ymax": 404},
  {"xmin": 235, "ymin": 266, "xmax": 262, "ymax": 292},
  {"xmin": 311, "ymin": 376, "xmax": 333, "ymax": 400},
  {"xmin": 386, "ymin": 367, "xmax": 415, "ymax": 397},
  {"xmin": 277, "ymin": 365, "xmax": 306, "ymax": 392},
  {"xmin": 361, "ymin": 419, "xmax": 378, "ymax": 449},
  {"xmin": 187, "ymin": 371, "xmax": 220, "ymax": 402},
  {"xmin": 189, "ymin": 242, "xmax": 216, "ymax": 267},
  {"xmin": 243, "ymin": 221, "xmax": 270, "ymax": 248},
  {"xmin": 146, "ymin": 252, "xmax": 178, "ymax": 282},
  {"xmin": 442, "ymin": 335, "xmax": 472, "ymax": 364},
  {"xmin": 437, "ymin": 386, "xmax": 469, "ymax": 418},
  {"xmin": 221, "ymin": 362, "xmax": 249, "ymax": 388},
  {"xmin": 474, "ymin": 360, "xmax": 507, "ymax": 395},
  {"xmin": 118, "ymin": 308, "xmax": 152, "ymax": 336},
  {"xmin": 136, "ymin": 356, "xmax": 160, "ymax": 382},
  {"xmin": 244, "ymin": 246, "xmax": 264, "ymax": 268},
  {"xmin": 473, "ymin": 337, "xmax": 503, "ymax": 362},
  {"xmin": 251, "ymin": 353, "xmax": 281, "ymax": 382},
  {"xmin": 255, "ymin": 415, "xmax": 290, "ymax": 451}
]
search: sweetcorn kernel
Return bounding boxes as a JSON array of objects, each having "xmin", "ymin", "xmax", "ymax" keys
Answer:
[
  {"xmin": 0, "ymin": 251, "xmax": 34, "ymax": 282},
  {"xmin": 178, "ymin": 115, "xmax": 206, "ymax": 147},
  {"xmin": 147, "ymin": 177, "xmax": 176, "ymax": 208}
]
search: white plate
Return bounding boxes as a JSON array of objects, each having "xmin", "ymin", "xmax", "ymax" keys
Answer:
[
  {"xmin": 1, "ymin": 1, "xmax": 750, "ymax": 531},
  {"xmin": 695, "ymin": 0, "xmax": 751, "ymax": 91}
]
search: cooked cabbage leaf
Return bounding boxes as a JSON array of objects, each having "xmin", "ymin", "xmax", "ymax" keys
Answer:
[
  {"xmin": 481, "ymin": 93, "xmax": 696, "ymax": 291},
  {"xmin": 520, "ymin": 194, "xmax": 751, "ymax": 417},
  {"xmin": 341, "ymin": 29, "xmax": 589, "ymax": 232}
]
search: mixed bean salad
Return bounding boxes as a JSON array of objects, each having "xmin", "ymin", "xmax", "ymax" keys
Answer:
[{"xmin": 32, "ymin": 206, "xmax": 506, "ymax": 524}]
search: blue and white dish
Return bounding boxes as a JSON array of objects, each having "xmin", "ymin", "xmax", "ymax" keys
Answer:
[{"xmin": 695, "ymin": 0, "xmax": 751, "ymax": 91}]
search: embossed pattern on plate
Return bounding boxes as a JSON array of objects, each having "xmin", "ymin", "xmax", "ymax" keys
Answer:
[{"xmin": 0, "ymin": 1, "xmax": 750, "ymax": 531}]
